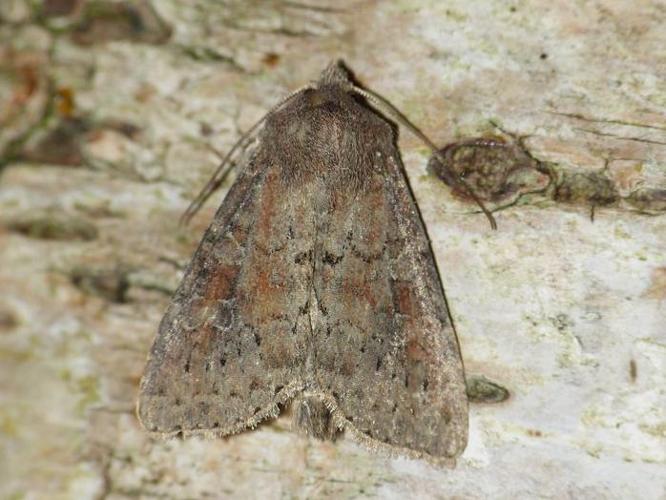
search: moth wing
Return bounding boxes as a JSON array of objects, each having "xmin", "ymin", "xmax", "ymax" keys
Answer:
[
  {"xmin": 138, "ymin": 161, "xmax": 313, "ymax": 436},
  {"xmin": 313, "ymin": 155, "xmax": 468, "ymax": 459}
]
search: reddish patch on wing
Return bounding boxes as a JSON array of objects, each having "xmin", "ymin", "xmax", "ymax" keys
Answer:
[
  {"xmin": 394, "ymin": 280, "xmax": 433, "ymax": 363},
  {"xmin": 395, "ymin": 281, "xmax": 416, "ymax": 317},
  {"xmin": 234, "ymin": 170, "xmax": 292, "ymax": 321},
  {"xmin": 243, "ymin": 261, "xmax": 289, "ymax": 320},
  {"xmin": 342, "ymin": 267, "xmax": 378, "ymax": 309},
  {"xmin": 406, "ymin": 338, "xmax": 428, "ymax": 362},
  {"xmin": 201, "ymin": 264, "xmax": 240, "ymax": 306}
]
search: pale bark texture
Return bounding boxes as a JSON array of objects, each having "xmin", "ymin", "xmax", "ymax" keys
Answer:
[{"xmin": 1, "ymin": 1, "xmax": 665, "ymax": 499}]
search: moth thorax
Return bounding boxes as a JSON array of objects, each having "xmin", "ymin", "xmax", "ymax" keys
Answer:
[{"xmin": 291, "ymin": 394, "xmax": 339, "ymax": 441}]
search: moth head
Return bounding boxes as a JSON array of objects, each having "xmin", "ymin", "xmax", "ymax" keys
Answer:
[{"xmin": 317, "ymin": 59, "xmax": 354, "ymax": 89}]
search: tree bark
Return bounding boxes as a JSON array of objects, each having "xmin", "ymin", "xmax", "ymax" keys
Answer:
[{"xmin": 1, "ymin": 1, "xmax": 664, "ymax": 498}]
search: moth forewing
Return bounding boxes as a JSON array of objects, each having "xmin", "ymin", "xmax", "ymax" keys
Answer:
[{"xmin": 138, "ymin": 60, "xmax": 470, "ymax": 464}]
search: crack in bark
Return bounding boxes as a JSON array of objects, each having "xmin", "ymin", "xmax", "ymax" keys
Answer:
[
  {"xmin": 574, "ymin": 127, "xmax": 666, "ymax": 146},
  {"xmin": 281, "ymin": 1, "xmax": 347, "ymax": 13},
  {"xmin": 223, "ymin": 21, "xmax": 328, "ymax": 38},
  {"xmin": 176, "ymin": 44, "xmax": 247, "ymax": 72},
  {"xmin": 548, "ymin": 111, "xmax": 666, "ymax": 132}
]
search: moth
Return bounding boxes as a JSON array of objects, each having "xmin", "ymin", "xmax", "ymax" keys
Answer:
[{"xmin": 138, "ymin": 60, "xmax": 495, "ymax": 464}]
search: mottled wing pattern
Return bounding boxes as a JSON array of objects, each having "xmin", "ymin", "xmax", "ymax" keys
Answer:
[
  {"xmin": 139, "ymin": 61, "xmax": 468, "ymax": 460},
  {"xmin": 312, "ymin": 151, "xmax": 468, "ymax": 459},
  {"xmin": 138, "ymin": 157, "xmax": 315, "ymax": 436}
]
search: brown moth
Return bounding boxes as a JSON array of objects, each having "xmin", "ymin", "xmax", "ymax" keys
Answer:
[{"xmin": 138, "ymin": 60, "xmax": 493, "ymax": 465}]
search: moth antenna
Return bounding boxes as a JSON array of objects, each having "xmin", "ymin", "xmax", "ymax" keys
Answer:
[
  {"xmin": 180, "ymin": 120, "xmax": 261, "ymax": 226},
  {"xmin": 180, "ymin": 85, "xmax": 314, "ymax": 226},
  {"xmin": 352, "ymin": 86, "xmax": 498, "ymax": 230}
]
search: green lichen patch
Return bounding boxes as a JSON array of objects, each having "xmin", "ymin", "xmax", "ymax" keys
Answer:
[
  {"xmin": 41, "ymin": 0, "xmax": 82, "ymax": 18},
  {"xmin": 626, "ymin": 187, "xmax": 666, "ymax": 212},
  {"xmin": 69, "ymin": 265, "xmax": 131, "ymax": 303},
  {"xmin": 465, "ymin": 375, "xmax": 510, "ymax": 404},
  {"xmin": 74, "ymin": 374, "xmax": 101, "ymax": 416},
  {"xmin": 18, "ymin": 117, "xmax": 90, "ymax": 166},
  {"xmin": 0, "ymin": 307, "xmax": 19, "ymax": 331},
  {"xmin": 629, "ymin": 360, "xmax": 637, "ymax": 382},
  {"xmin": 639, "ymin": 421, "xmax": 666, "ymax": 438},
  {"xmin": 7, "ymin": 211, "xmax": 99, "ymax": 241},
  {"xmin": 554, "ymin": 171, "xmax": 619, "ymax": 207},
  {"xmin": 428, "ymin": 136, "xmax": 551, "ymax": 207},
  {"xmin": 15, "ymin": 111, "xmax": 142, "ymax": 168},
  {"xmin": 71, "ymin": 0, "xmax": 172, "ymax": 46},
  {"xmin": 0, "ymin": 49, "xmax": 51, "ymax": 167}
]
